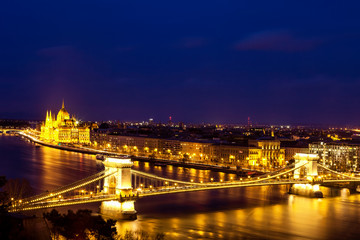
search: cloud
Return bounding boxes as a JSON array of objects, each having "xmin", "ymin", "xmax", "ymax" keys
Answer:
[
  {"xmin": 178, "ymin": 37, "xmax": 207, "ymax": 48},
  {"xmin": 235, "ymin": 30, "xmax": 322, "ymax": 52}
]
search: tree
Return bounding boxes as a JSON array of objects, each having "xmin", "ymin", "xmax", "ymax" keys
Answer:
[
  {"xmin": 44, "ymin": 209, "xmax": 117, "ymax": 239},
  {"xmin": 0, "ymin": 176, "xmax": 8, "ymax": 213}
]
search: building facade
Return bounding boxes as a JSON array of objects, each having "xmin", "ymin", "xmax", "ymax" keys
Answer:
[
  {"xmin": 91, "ymin": 132, "xmax": 289, "ymax": 168},
  {"xmin": 248, "ymin": 139, "xmax": 285, "ymax": 167},
  {"xmin": 309, "ymin": 142, "xmax": 360, "ymax": 171},
  {"xmin": 40, "ymin": 101, "xmax": 90, "ymax": 144},
  {"xmin": 284, "ymin": 147, "xmax": 309, "ymax": 163}
]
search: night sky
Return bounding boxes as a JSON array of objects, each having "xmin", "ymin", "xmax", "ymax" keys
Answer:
[{"xmin": 1, "ymin": 1, "xmax": 360, "ymax": 125}]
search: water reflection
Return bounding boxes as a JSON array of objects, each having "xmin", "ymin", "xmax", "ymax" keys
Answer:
[{"xmin": 0, "ymin": 136, "xmax": 101, "ymax": 193}]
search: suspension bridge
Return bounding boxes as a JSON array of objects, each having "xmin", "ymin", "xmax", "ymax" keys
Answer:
[{"xmin": 8, "ymin": 153, "xmax": 360, "ymax": 219}]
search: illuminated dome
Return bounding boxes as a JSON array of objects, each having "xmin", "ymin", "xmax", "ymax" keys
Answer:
[{"xmin": 57, "ymin": 100, "xmax": 70, "ymax": 121}]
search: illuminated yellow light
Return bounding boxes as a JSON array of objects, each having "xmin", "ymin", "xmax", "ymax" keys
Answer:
[
  {"xmin": 106, "ymin": 157, "xmax": 132, "ymax": 164},
  {"xmin": 122, "ymin": 201, "xmax": 135, "ymax": 212}
]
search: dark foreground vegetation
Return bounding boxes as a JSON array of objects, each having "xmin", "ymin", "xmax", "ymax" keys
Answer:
[{"xmin": 44, "ymin": 209, "xmax": 166, "ymax": 239}]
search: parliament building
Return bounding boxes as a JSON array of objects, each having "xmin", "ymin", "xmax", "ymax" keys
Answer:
[{"xmin": 40, "ymin": 101, "xmax": 90, "ymax": 144}]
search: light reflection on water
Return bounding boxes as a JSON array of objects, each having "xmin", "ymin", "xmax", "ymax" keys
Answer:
[{"xmin": 2, "ymin": 136, "xmax": 360, "ymax": 239}]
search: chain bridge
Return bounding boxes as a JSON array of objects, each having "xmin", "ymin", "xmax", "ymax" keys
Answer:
[{"xmin": 8, "ymin": 153, "xmax": 360, "ymax": 219}]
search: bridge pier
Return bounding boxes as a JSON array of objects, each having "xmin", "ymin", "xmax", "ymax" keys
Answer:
[
  {"xmin": 101, "ymin": 157, "xmax": 137, "ymax": 220},
  {"xmin": 100, "ymin": 200, "xmax": 137, "ymax": 220}
]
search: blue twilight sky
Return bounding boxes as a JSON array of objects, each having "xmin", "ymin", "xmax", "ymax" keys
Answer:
[{"xmin": 1, "ymin": 1, "xmax": 360, "ymax": 125}]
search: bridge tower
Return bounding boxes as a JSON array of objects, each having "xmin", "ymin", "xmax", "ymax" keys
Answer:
[
  {"xmin": 101, "ymin": 157, "xmax": 137, "ymax": 220},
  {"xmin": 294, "ymin": 153, "xmax": 319, "ymax": 179},
  {"xmin": 103, "ymin": 157, "xmax": 133, "ymax": 195}
]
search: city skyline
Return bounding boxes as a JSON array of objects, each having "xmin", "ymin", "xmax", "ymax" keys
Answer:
[{"xmin": 1, "ymin": 1, "xmax": 360, "ymax": 125}]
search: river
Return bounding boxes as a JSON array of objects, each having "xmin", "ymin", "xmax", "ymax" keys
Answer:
[{"xmin": 1, "ymin": 135, "xmax": 360, "ymax": 239}]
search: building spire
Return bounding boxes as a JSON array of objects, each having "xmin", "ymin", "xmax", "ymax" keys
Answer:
[{"xmin": 62, "ymin": 99, "xmax": 65, "ymax": 109}]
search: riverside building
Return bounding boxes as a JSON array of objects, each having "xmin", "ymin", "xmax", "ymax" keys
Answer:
[
  {"xmin": 309, "ymin": 142, "xmax": 360, "ymax": 171},
  {"xmin": 40, "ymin": 101, "xmax": 90, "ymax": 144},
  {"xmin": 91, "ymin": 132, "xmax": 289, "ymax": 168}
]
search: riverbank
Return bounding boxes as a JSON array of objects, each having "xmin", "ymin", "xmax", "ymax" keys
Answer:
[
  {"xmin": 20, "ymin": 132, "xmax": 100, "ymax": 155},
  {"xmin": 19, "ymin": 132, "xmax": 261, "ymax": 176},
  {"xmin": 132, "ymin": 156, "xmax": 253, "ymax": 176}
]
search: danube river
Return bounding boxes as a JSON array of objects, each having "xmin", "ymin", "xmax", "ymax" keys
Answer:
[{"xmin": 2, "ymin": 135, "xmax": 360, "ymax": 239}]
